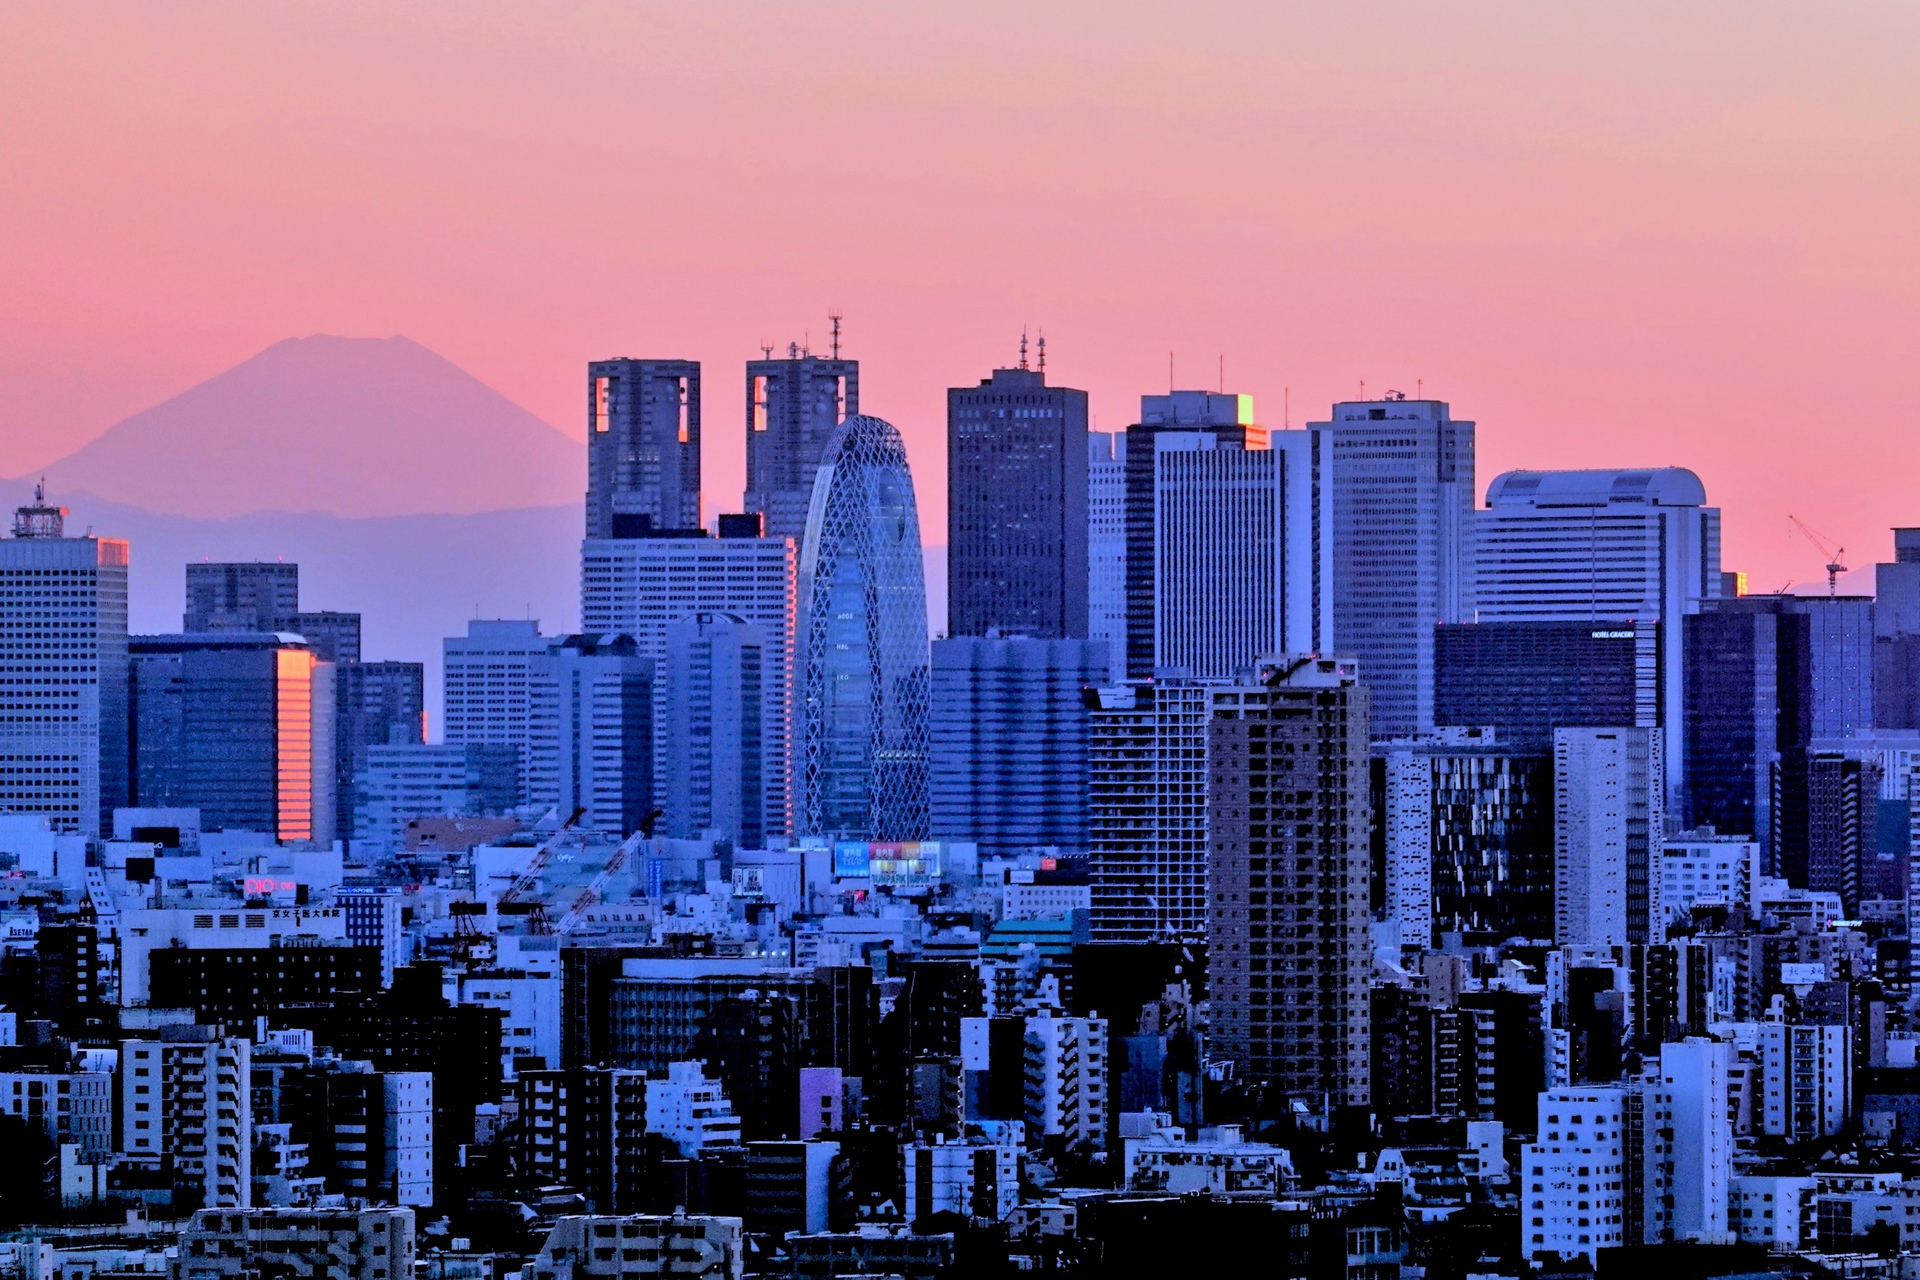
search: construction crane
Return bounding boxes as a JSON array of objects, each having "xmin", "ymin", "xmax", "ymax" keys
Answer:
[
  {"xmin": 493, "ymin": 805, "xmax": 588, "ymax": 914},
  {"xmin": 555, "ymin": 809, "xmax": 663, "ymax": 936},
  {"xmin": 1788, "ymin": 515, "xmax": 1848, "ymax": 597}
]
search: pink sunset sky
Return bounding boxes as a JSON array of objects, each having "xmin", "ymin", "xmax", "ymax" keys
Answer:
[{"xmin": 3, "ymin": 2, "xmax": 1916, "ymax": 589}]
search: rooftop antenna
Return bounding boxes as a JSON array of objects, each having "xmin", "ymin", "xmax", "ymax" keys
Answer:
[
  {"xmin": 1359, "ymin": 379, "xmax": 1366, "ymax": 401},
  {"xmin": 761, "ymin": 344, "xmax": 774, "ymax": 359},
  {"xmin": 803, "ymin": 330, "xmax": 810, "ymax": 358},
  {"xmin": 1417, "ymin": 378, "xmax": 1423, "ymax": 398},
  {"xmin": 1284, "ymin": 387, "xmax": 1290, "ymax": 429},
  {"xmin": 1019, "ymin": 329, "xmax": 1029, "ymax": 371},
  {"xmin": 1169, "ymin": 352, "xmax": 1174, "ymax": 393},
  {"xmin": 1218, "ymin": 354, "xmax": 1224, "ymax": 394},
  {"xmin": 829, "ymin": 312, "xmax": 842, "ymax": 360},
  {"xmin": 1036, "ymin": 331, "xmax": 1046, "ymax": 374},
  {"xmin": 788, "ymin": 341, "xmax": 799, "ymax": 359}
]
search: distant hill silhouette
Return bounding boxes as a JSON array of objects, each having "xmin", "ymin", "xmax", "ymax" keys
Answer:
[{"xmin": 26, "ymin": 334, "xmax": 581, "ymax": 517}]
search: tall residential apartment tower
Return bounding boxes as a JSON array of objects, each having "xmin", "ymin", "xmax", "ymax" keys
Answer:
[
  {"xmin": 1207, "ymin": 656, "xmax": 1371, "ymax": 1107},
  {"xmin": 586, "ymin": 359, "xmax": 702, "ymax": 538},
  {"xmin": 946, "ymin": 360, "xmax": 1089, "ymax": 639},
  {"xmin": 745, "ymin": 345, "xmax": 857, "ymax": 542}
]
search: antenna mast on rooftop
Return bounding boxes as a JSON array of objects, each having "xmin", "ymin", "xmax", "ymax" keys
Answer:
[{"xmin": 829, "ymin": 312, "xmax": 842, "ymax": 360}]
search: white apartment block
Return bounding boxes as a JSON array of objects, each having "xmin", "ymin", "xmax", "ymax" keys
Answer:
[
  {"xmin": 1761, "ymin": 1022, "xmax": 1850, "ymax": 1141},
  {"xmin": 458, "ymin": 971, "xmax": 561, "ymax": 1078},
  {"xmin": 1662, "ymin": 831, "xmax": 1763, "ymax": 921},
  {"xmin": 0, "ymin": 1070, "xmax": 113, "ymax": 1156},
  {"xmin": 1001, "ymin": 881, "xmax": 1091, "ymax": 921},
  {"xmin": 383, "ymin": 1073, "xmax": 434, "ymax": 1207},
  {"xmin": 118, "ymin": 906, "xmax": 348, "ymax": 1007},
  {"xmin": 580, "ymin": 535, "xmax": 795, "ymax": 837},
  {"xmin": 904, "ymin": 1140, "xmax": 1019, "ymax": 1222},
  {"xmin": 1730, "ymin": 1175, "xmax": 1814, "ymax": 1248},
  {"xmin": 1023, "ymin": 1013, "xmax": 1107, "ymax": 1150},
  {"xmin": 122, "ymin": 1035, "xmax": 251, "ymax": 1208},
  {"xmin": 521, "ymin": 1214, "xmax": 743, "ymax": 1280},
  {"xmin": 1123, "ymin": 1120, "xmax": 1292, "ymax": 1195},
  {"xmin": 1554, "ymin": 727, "xmax": 1663, "ymax": 947},
  {"xmin": 173, "ymin": 1207, "xmax": 414, "ymax": 1280},
  {"xmin": 1644, "ymin": 1038, "xmax": 1732, "ymax": 1244},
  {"xmin": 644, "ymin": 1062, "xmax": 742, "ymax": 1158},
  {"xmin": 1522, "ymin": 1088, "xmax": 1629, "ymax": 1266}
]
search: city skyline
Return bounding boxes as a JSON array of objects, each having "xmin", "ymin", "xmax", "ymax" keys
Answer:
[{"xmin": 4, "ymin": 3, "xmax": 1917, "ymax": 597}]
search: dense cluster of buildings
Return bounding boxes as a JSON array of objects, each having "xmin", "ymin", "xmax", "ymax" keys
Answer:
[{"xmin": 0, "ymin": 333, "xmax": 1917, "ymax": 1278}]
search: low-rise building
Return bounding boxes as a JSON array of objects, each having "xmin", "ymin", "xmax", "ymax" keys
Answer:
[
  {"xmin": 1122, "ymin": 1119, "xmax": 1292, "ymax": 1195},
  {"xmin": 520, "ymin": 1214, "xmax": 743, "ymax": 1280},
  {"xmin": 903, "ymin": 1139, "xmax": 1019, "ymax": 1223},
  {"xmin": 171, "ymin": 1207, "xmax": 414, "ymax": 1280},
  {"xmin": 644, "ymin": 1062, "xmax": 741, "ymax": 1158}
]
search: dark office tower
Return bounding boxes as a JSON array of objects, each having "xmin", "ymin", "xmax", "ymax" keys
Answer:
[
  {"xmin": 1306, "ymin": 397, "xmax": 1475, "ymax": 738},
  {"xmin": 516, "ymin": 1067, "xmax": 649, "ymax": 1212},
  {"xmin": 1876, "ymin": 529, "xmax": 1920, "ymax": 728},
  {"xmin": 1686, "ymin": 601, "xmax": 1794, "ymax": 851},
  {"xmin": 586, "ymin": 359, "xmax": 702, "ymax": 538},
  {"xmin": 150, "ymin": 942, "xmax": 382, "ymax": 1023},
  {"xmin": 1208, "ymin": 656, "xmax": 1370, "ymax": 1108},
  {"xmin": 336, "ymin": 661, "xmax": 427, "ymax": 847},
  {"xmin": 1792, "ymin": 595, "xmax": 1875, "ymax": 738},
  {"xmin": 1374, "ymin": 735, "xmax": 1553, "ymax": 946},
  {"xmin": 805, "ymin": 965, "xmax": 877, "ymax": 1078},
  {"xmin": 1123, "ymin": 391, "xmax": 1261, "ymax": 678},
  {"xmin": 744, "ymin": 344, "xmax": 858, "ymax": 542},
  {"xmin": 692, "ymin": 993, "xmax": 802, "ymax": 1141},
  {"xmin": 946, "ymin": 354, "xmax": 1090, "ymax": 639},
  {"xmin": 184, "ymin": 562, "xmax": 299, "ymax": 632},
  {"xmin": 288, "ymin": 611, "xmax": 362, "ymax": 664},
  {"xmin": 130, "ymin": 632, "xmax": 336, "ymax": 842},
  {"xmin": 1805, "ymin": 752, "xmax": 1882, "ymax": 917},
  {"xmin": 1433, "ymin": 620, "xmax": 1659, "ymax": 752}
]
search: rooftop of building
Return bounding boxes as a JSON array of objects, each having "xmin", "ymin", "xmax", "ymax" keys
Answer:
[{"xmin": 1485, "ymin": 467, "xmax": 1708, "ymax": 509}]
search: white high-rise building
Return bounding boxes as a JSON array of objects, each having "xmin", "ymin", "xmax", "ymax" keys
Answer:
[
  {"xmin": 1151, "ymin": 431, "xmax": 1275, "ymax": 680},
  {"xmin": 644, "ymin": 1061, "xmax": 742, "ymax": 1157},
  {"xmin": 1554, "ymin": 727, "xmax": 1664, "ymax": 946},
  {"xmin": 581, "ymin": 534, "xmax": 795, "ymax": 837},
  {"xmin": 1302, "ymin": 397, "xmax": 1475, "ymax": 739},
  {"xmin": 1023, "ymin": 1012, "xmax": 1108, "ymax": 1150},
  {"xmin": 0, "ymin": 490, "xmax": 128, "ymax": 838},
  {"xmin": 1661, "ymin": 830, "xmax": 1764, "ymax": 921},
  {"xmin": 1643, "ymin": 1038, "xmax": 1732, "ymax": 1245},
  {"xmin": 443, "ymin": 619, "xmax": 553, "ymax": 806},
  {"xmin": 1087, "ymin": 432, "xmax": 1127, "ymax": 684},
  {"xmin": 120, "ymin": 1033, "xmax": 252, "ymax": 1207},
  {"xmin": 1478, "ymin": 468, "xmax": 1720, "ymax": 804},
  {"xmin": 1521, "ymin": 1086, "xmax": 1629, "ymax": 1265},
  {"xmin": 382, "ymin": 1072, "xmax": 434, "ymax": 1207},
  {"xmin": 1760, "ymin": 1021, "xmax": 1850, "ymax": 1141}
]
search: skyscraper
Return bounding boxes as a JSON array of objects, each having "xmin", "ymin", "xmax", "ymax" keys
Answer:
[
  {"xmin": 798, "ymin": 414, "xmax": 930, "ymax": 840},
  {"xmin": 1122, "ymin": 391, "xmax": 1262, "ymax": 679},
  {"xmin": 658, "ymin": 611, "xmax": 767, "ymax": 846},
  {"xmin": 1086, "ymin": 433, "xmax": 1127, "ymax": 683},
  {"xmin": 530, "ymin": 635, "xmax": 653, "ymax": 836},
  {"xmin": 1376, "ymin": 730, "xmax": 1552, "ymax": 947},
  {"xmin": 946, "ymin": 356, "xmax": 1089, "ymax": 639},
  {"xmin": 1305, "ymin": 395, "xmax": 1475, "ymax": 738},
  {"xmin": 335, "ymin": 660, "xmax": 427, "ymax": 844},
  {"xmin": 1554, "ymin": 726, "xmax": 1663, "ymax": 947},
  {"xmin": 1086, "ymin": 679, "xmax": 1222, "ymax": 943},
  {"xmin": 1434, "ymin": 620, "xmax": 1660, "ymax": 752},
  {"xmin": 1207, "ymin": 656, "xmax": 1370, "ymax": 1107},
  {"xmin": 1150, "ymin": 430, "xmax": 1275, "ymax": 680},
  {"xmin": 586, "ymin": 358, "xmax": 702, "ymax": 538},
  {"xmin": 0, "ymin": 490, "xmax": 127, "ymax": 837},
  {"xmin": 928, "ymin": 636, "xmax": 1106, "ymax": 857},
  {"xmin": 443, "ymin": 619, "xmax": 553, "ymax": 808},
  {"xmin": 580, "ymin": 531, "xmax": 796, "ymax": 838},
  {"xmin": 129, "ymin": 632, "xmax": 335, "ymax": 843},
  {"xmin": 745, "ymin": 343, "xmax": 857, "ymax": 543},
  {"xmin": 1478, "ymin": 467, "xmax": 1721, "ymax": 800},
  {"xmin": 1875, "ymin": 528, "xmax": 1920, "ymax": 728},
  {"xmin": 184, "ymin": 562, "xmax": 298, "ymax": 632}
]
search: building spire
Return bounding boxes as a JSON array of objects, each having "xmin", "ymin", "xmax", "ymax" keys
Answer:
[
  {"xmin": 1018, "ymin": 329, "xmax": 1029, "ymax": 371},
  {"xmin": 1036, "ymin": 331, "xmax": 1046, "ymax": 374}
]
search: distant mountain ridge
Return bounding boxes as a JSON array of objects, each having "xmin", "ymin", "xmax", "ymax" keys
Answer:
[{"xmin": 26, "ymin": 334, "xmax": 582, "ymax": 518}]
